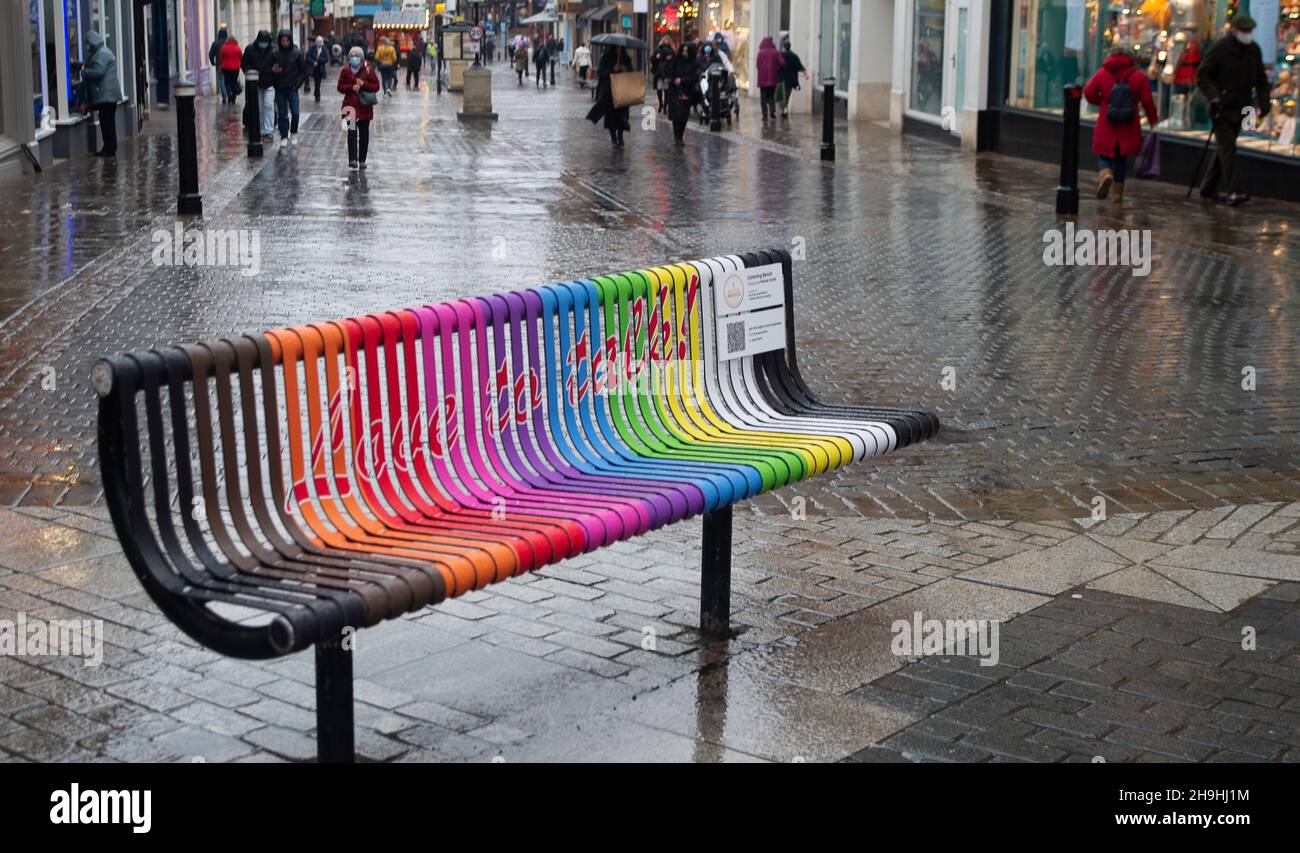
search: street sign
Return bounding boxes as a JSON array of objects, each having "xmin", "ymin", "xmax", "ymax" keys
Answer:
[{"xmin": 470, "ymin": 25, "xmax": 483, "ymax": 41}]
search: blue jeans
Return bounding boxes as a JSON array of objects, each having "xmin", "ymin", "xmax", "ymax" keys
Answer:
[
  {"xmin": 216, "ymin": 69, "xmax": 228, "ymax": 99},
  {"xmin": 1098, "ymin": 154, "xmax": 1127, "ymax": 182},
  {"xmin": 275, "ymin": 88, "xmax": 300, "ymax": 139}
]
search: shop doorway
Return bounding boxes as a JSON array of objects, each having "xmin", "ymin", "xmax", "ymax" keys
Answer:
[{"xmin": 941, "ymin": 0, "xmax": 969, "ymax": 136}]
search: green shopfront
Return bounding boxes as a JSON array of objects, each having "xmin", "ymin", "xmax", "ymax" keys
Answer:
[{"xmin": 985, "ymin": 0, "xmax": 1300, "ymax": 200}]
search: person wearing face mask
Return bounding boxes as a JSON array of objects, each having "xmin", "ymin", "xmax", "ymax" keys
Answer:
[
  {"xmin": 271, "ymin": 29, "xmax": 306, "ymax": 149},
  {"xmin": 242, "ymin": 30, "xmax": 278, "ymax": 140},
  {"xmin": 339, "ymin": 46, "xmax": 381, "ymax": 171},
  {"xmin": 1196, "ymin": 14, "xmax": 1272, "ymax": 206}
]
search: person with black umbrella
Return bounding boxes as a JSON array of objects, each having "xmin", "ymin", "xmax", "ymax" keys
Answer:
[{"xmin": 1195, "ymin": 14, "xmax": 1273, "ymax": 206}]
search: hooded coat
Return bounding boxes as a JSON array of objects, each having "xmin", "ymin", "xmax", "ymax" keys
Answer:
[
  {"xmin": 754, "ymin": 36, "xmax": 784, "ymax": 89},
  {"xmin": 306, "ymin": 40, "xmax": 330, "ymax": 78},
  {"xmin": 81, "ymin": 31, "xmax": 122, "ymax": 106},
  {"xmin": 242, "ymin": 30, "xmax": 277, "ymax": 88},
  {"xmin": 1083, "ymin": 53, "xmax": 1158, "ymax": 158},
  {"xmin": 271, "ymin": 29, "xmax": 307, "ymax": 90}
]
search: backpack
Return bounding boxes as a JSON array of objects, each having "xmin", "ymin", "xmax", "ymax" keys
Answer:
[{"xmin": 1106, "ymin": 69, "xmax": 1137, "ymax": 125}]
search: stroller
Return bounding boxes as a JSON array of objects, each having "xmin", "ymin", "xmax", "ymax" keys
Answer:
[{"xmin": 698, "ymin": 65, "xmax": 739, "ymax": 126}]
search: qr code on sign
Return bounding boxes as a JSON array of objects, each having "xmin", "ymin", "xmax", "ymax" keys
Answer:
[{"xmin": 726, "ymin": 320, "xmax": 745, "ymax": 355}]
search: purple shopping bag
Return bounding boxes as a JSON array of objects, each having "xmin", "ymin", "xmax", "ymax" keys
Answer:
[{"xmin": 1136, "ymin": 132, "xmax": 1161, "ymax": 179}]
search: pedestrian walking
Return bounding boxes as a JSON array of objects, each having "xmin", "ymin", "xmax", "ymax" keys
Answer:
[
  {"xmin": 375, "ymin": 38, "xmax": 398, "ymax": 95},
  {"xmin": 219, "ymin": 36, "xmax": 243, "ymax": 105},
  {"xmin": 534, "ymin": 40, "xmax": 550, "ymax": 88},
  {"xmin": 1083, "ymin": 46, "xmax": 1158, "ymax": 204},
  {"xmin": 271, "ymin": 29, "xmax": 306, "ymax": 149},
  {"xmin": 547, "ymin": 35, "xmax": 559, "ymax": 86},
  {"xmin": 80, "ymin": 31, "xmax": 122, "ymax": 157},
  {"xmin": 306, "ymin": 36, "xmax": 329, "ymax": 102},
  {"xmin": 587, "ymin": 46, "xmax": 633, "ymax": 147},
  {"xmin": 1195, "ymin": 14, "xmax": 1273, "ymax": 206},
  {"xmin": 653, "ymin": 38, "xmax": 674, "ymax": 113},
  {"xmin": 514, "ymin": 43, "xmax": 529, "ymax": 85},
  {"xmin": 406, "ymin": 38, "xmax": 424, "ymax": 90},
  {"xmin": 485, "ymin": 37, "xmax": 495, "ymax": 66},
  {"xmin": 778, "ymin": 38, "xmax": 805, "ymax": 118},
  {"xmin": 668, "ymin": 43, "xmax": 699, "ymax": 146},
  {"xmin": 573, "ymin": 41, "xmax": 591, "ymax": 87},
  {"xmin": 242, "ymin": 30, "xmax": 277, "ymax": 140},
  {"xmin": 339, "ymin": 46, "xmax": 381, "ymax": 171},
  {"xmin": 755, "ymin": 36, "xmax": 784, "ymax": 120},
  {"xmin": 209, "ymin": 28, "xmax": 229, "ymax": 103}
]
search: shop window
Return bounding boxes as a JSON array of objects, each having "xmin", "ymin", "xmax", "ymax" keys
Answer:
[
  {"xmin": 1008, "ymin": 0, "xmax": 1297, "ymax": 157},
  {"xmin": 30, "ymin": 0, "xmax": 49, "ymax": 127},
  {"xmin": 912, "ymin": 0, "xmax": 946, "ymax": 114}
]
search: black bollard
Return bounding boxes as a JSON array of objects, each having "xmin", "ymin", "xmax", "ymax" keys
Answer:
[
  {"xmin": 820, "ymin": 79, "xmax": 836, "ymax": 161},
  {"xmin": 245, "ymin": 70, "xmax": 263, "ymax": 157},
  {"xmin": 1056, "ymin": 84, "xmax": 1082, "ymax": 215},
  {"xmin": 174, "ymin": 83, "xmax": 202, "ymax": 216},
  {"xmin": 709, "ymin": 68, "xmax": 722, "ymax": 133}
]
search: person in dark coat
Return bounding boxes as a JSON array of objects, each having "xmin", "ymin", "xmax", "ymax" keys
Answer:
[
  {"xmin": 778, "ymin": 38, "xmax": 805, "ymax": 118},
  {"xmin": 339, "ymin": 46, "xmax": 381, "ymax": 170},
  {"xmin": 667, "ymin": 43, "xmax": 698, "ymax": 146},
  {"xmin": 1082, "ymin": 46, "xmax": 1158, "ymax": 203},
  {"xmin": 587, "ymin": 47, "xmax": 632, "ymax": 147},
  {"xmin": 242, "ymin": 30, "xmax": 277, "ymax": 139},
  {"xmin": 406, "ymin": 39, "xmax": 424, "ymax": 89},
  {"xmin": 533, "ymin": 40, "xmax": 550, "ymax": 88},
  {"xmin": 1196, "ymin": 14, "xmax": 1273, "ymax": 205},
  {"xmin": 653, "ymin": 38, "xmax": 675, "ymax": 113},
  {"xmin": 305, "ymin": 37, "xmax": 329, "ymax": 101},
  {"xmin": 270, "ymin": 28, "xmax": 306, "ymax": 148},
  {"xmin": 209, "ymin": 28, "xmax": 229, "ymax": 103}
]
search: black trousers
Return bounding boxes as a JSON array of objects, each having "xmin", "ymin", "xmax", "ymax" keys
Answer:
[
  {"xmin": 347, "ymin": 119, "xmax": 371, "ymax": 163},
  {"xmin": 222, "ymin": 69, "xmax": 241, "ymax": 102},
  {"xmin": 760, "ymin": 86, "xmax": 777, "ymax": 117},
  {"xmin": 97, "ymin": 102, "xmax": 118, "ymax": 154},
  {"xmin": 1202, "ymin": 114, "xmax": 1242, "ymax": 195},
  {"xmin": 407, "ymin": 66, "xmax": 421, "ymax": 87}
]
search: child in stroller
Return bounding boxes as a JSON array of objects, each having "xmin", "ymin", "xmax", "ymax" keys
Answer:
[{"xmin": 697, "ymin": 44, "xmax": 740, "ymax": 125}]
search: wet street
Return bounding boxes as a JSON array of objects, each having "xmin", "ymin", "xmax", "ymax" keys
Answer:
[{"xmin": 1, "ymin": 66, "xmax": 1298, "ymax": 763}]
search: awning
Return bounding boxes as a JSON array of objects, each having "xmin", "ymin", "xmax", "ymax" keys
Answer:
[
  {"xmin": 520, "ymin": 11, "xmax": 559, "ymax": 24},
  {"xmin": 580, "ymin": 5, "xmax": 619, "ymax": 22}
]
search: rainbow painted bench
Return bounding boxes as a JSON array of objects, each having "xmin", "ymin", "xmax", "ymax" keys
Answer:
[{"xmin": 95, "ymin": 250, "xmax": 938, "ymax": 760}]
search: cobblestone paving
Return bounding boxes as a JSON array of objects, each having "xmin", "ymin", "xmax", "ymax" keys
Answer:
[
  {"xmin": 1, "ymin": 499, "xmax": 1297, "ymax": 761},
  {"xmin": 0, "ymin": 72, "xmax": 1296, "ymax": 518},
  {"xmin": 2, "ymin": 71, "xmax": 1299, "ymax": 762}
]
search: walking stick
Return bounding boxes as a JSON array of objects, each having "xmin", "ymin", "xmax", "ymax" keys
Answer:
[{"xmin": 1187, "ymin": 122, "xmax": 1216, "ymax": 197}]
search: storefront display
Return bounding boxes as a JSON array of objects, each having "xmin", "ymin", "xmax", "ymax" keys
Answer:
[
  {"xmin": 702, "ymin": 1, "xmax": 751, "ymax": 88},
  {"xmin": 1008, "ymin": 0, "xmax": 1297, "ymax": 156},
  {"xmin": 912, "ymin": 0, "xmax": 946, "ymax": 112}
]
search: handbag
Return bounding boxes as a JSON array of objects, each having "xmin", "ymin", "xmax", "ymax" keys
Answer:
[
  {"xmin": 1136, "ymin": 131, "xmax": 1160, "ymax": 179},
  {"xmin": 610, "ymin": 71, "xmax": 645, "ymax": 109},
  {"xmin": 359, "ymin": 89, "xmax": 378, "ymax": 106}
]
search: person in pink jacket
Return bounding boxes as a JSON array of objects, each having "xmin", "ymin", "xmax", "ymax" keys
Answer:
[{"xmin": 755, "ymin": 36, "xmax": 784, "ymax": 121}]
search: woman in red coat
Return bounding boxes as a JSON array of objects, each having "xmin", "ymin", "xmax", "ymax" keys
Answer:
[
  {"xmin": 1083, "ymin": 47, "xmax": 1159, "ymax": 203},
  {"xmin": 338, "ymin": 46, "xmax": 381, "ymax": 171},
  {"xmin": 219, "ymin": 37, "xmax": 243, "ymax": 105}
]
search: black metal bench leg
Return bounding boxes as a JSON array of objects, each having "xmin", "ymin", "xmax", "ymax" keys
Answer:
[
  {"xmin": 315, "ymin": 634, "xmax": 355, "ymax": 763},
  {"xmin": 700, "ymin": 507, "xmax": 735, "ymax": 638}
]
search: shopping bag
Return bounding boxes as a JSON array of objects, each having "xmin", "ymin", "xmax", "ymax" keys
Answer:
[
  {"xmin": 1136, "ymin": 132, "xmax": 1161, "ymax": 179},
  {"xmin": 610, "ymin": 71, "xmax": 645, "ymax": 108}
]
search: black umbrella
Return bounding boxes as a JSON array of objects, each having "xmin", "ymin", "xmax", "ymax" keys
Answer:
[{"xmin": 590, "ymin": 33, "xmax": 647, "ymax": 50}]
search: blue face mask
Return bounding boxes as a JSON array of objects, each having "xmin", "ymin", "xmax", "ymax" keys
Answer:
[{"xmin": 349, "ymin": 58, "xmax": 362, "ymax": 71}]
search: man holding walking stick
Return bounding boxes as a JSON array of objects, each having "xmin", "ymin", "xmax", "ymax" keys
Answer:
[{"xmin": 1195, "ymin": 14, "xmax": 1273, "ymax": 206}]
